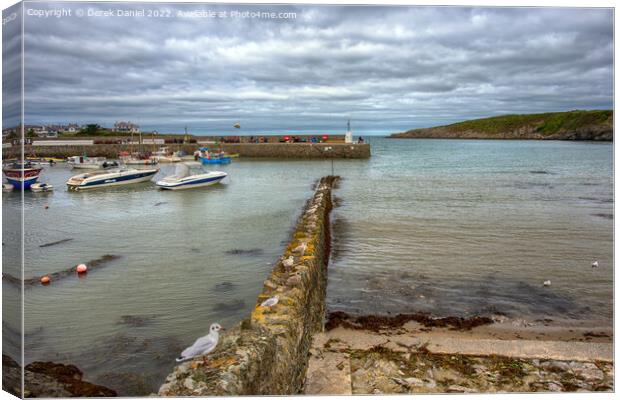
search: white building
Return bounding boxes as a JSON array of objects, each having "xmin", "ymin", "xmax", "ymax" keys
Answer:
[{"xmin": 113, "ymin": 121, "xmax": 140, "ymax": 134}]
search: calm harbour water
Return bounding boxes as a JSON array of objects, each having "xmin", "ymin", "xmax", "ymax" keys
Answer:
[{"xmin": 2, "ymin": 138, "xmax": 613, "ymax": 395}]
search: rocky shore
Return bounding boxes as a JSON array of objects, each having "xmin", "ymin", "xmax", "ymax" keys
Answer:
[{"xmin": 2, "ymin": 355, "xmax": 117, "ymax": 397}]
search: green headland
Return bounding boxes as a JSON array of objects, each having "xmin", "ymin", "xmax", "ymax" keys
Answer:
[{"xmin": 391, "ymin": 110, "xmax": 613, "ymax": 141}]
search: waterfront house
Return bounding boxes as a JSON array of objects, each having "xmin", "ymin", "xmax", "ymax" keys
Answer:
[
  {"xmin": 113, "ymin": 121, "xmax": 140, "ymax": 134},
  {"xmin": 65, "ymin": 123, "xmax": 81, "ymax": 134}
]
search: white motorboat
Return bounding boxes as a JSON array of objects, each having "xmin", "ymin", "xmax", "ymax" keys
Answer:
[
  {"xmin": 151, "ymin": 147, "xmax": 181, "ymax": 163},
  {"xmin": 66, "ymin": 167, "xmax": 159, "ymax": 191},
  {"xmin": 119, "ymin": 152, "xmax": 158, "ymax": 166},
  {"xmin": 2, "ymin": 183, "xmax": 14, "ymax": 192},
  {"xmin": 155, "ymin": 163, "xmax": 227, "ymax": 190},
  {"xmin": 67, "ymin": 156, "xmax": 115, "ymax": 169},
  {"xmin": 31, "ymin": 182, "xmax": 54, "ymax": 192}
]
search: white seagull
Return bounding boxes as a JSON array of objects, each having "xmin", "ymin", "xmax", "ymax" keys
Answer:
[
  {"xmin": 543, "ymin": 280, "xmax": 551, "ymax": 287},
  {"xmin": 592, "ymin": 260, "xmax": 599, "ymax": 268},
  {"xmin": 176, "ymin": 323, "xmax": 224, "ymax": 363},
  {"xmin": 261, "ymin": 295, "xmax": 279, "ymax": 308},
  {"xmin": 282, "ymin": 256, "xmax": 294, "ymax": 268},
  {"xmin": 293, "ymin": 243, "xmax": 307, "ymax": 255}
]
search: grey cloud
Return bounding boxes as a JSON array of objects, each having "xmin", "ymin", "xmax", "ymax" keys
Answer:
[{"xmin": 3, "ymin": 3, "xmax": 613, "ymax": 134}]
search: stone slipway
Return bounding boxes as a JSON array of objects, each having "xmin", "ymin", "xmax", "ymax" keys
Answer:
[
  {"xmin": 303, "ymin": 325, "xmax": 613, "ymax": 394},
  {"xmin": 312, "ymin": 326, "xmax": 613, "ymax": 363}
]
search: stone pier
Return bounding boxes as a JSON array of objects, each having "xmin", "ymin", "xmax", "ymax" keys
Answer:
[{"xmin": 158, "ymin": 176, "xmax": 339, "ymax": 396}]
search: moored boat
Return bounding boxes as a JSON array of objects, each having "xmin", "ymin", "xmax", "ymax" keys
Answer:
[
  {"xmin": 197, "ymin": 148, "xmax": 232, "ymax": 165},
  {"xmin": 2, "ymin": 183, "xmax": 14, "ymax": 192},
  {"xmin": 67, "ymin": 156, "xmax": 110, "ymax": 169},
  {"xmin": 152, "ymin": 147, "xmax": 181, "ymax": 163},
  {"xmin": 119, "ymin": 151, "xmax": 158, "ymax": 166},
  {"xmin": 66, "ymin": 167, "xmax": 159, "ymax": 191},
  {"xmin": 31, "ymin": 182, "xmax": 54, "ymax": 192},
  {"xmin": 2, "ymin": 161, "xmax": 43, "ymax": 189},
  {"xmin": 156, "ymin": 163, "xmax": 227, "ymax": 190}
]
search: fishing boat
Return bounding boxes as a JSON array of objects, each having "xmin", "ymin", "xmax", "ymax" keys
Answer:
[
  {"xmin": 25, "ymin": 157, "xmax": 57, "ymax": 166},
  {"xmin": 66, "ymin": 167, "xmax": 159, "ymax": 191},
  {"xmin": 67, "ymin": 156, "xmax": 110, "ymax": 169},
  {"xmin": 197, "ymin": 148, "xmax": 232, "ymax": 165},
  {"xmin": 119, "ymin": 151, "xmax": 158, "ymax": 166},
  {"xmin": 156, "ymin": 163, "xmax": 227, "ymax": 190},
  {"xmin": 152, "ymin": 147, "xmax": 181, "ymax": 163},
  {"xmin": 2, "ymin": 161, "xmax": 43, "ymax": 189},
  {"xmin": 31, "ymin": 182, "xmax": 54, "ymax": 193}
]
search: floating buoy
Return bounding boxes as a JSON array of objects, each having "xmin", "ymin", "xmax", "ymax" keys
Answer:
[
  {"xmin": 76, "ymin": 264, "xmax": 88, "ymax": 274},
  {"xmin": 40, "ymin": 275, "xmax": 51, "ymax": 285},
  {"xmin": 44, "ymin": 204, "xmax": 49, "ymax": 209}
]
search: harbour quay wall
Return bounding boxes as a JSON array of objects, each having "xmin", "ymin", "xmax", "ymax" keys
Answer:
[
  {"xmin": 2, "ymin": 143, "xmax": 370, "ymax": 159},
  {"xmin": 158, "ymin": 176, "xmax": 338, "ymax": 396}
]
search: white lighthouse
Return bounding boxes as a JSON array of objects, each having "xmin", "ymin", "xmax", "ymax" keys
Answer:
[{"xmin": 345, "ymin": 119, "xmax": 353, "ymax": 143}]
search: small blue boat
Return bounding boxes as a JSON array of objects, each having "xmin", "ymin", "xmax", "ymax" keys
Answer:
[
  {"xmin": 198, "ymin": 148, "xmax": 232, "ymax": 165},
  {"xmin": 200, "ymin": 156, "xmax": 232, "ymax": 165}
]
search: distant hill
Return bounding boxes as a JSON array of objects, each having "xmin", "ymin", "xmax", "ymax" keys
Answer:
[{"xmin": 391, "ymin": 110, "xmax": 613, "ymax": 141}]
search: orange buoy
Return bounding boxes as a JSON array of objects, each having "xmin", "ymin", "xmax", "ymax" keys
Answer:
[
  {"xmin": 40, "ymin": 275, "xmax": 51, "ymax": 285},
  {"xmin": 76, "ymin": 264, "xmax": 88, "ymax": 274}
]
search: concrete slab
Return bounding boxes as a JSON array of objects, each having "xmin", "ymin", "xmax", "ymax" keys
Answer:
[
  {"xmin": 319, "ymin": 327, "xmax": 613, "ymax": 362},
  {"xmin": 304, "ymin": 352, "xmax": 352, "ymax": 395}
]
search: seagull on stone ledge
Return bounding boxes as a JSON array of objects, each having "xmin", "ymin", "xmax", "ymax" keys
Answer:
[
  {"xmin": 592, "ymin": 260, "xmax": 599, "ymax": 268},
  {"xmin": 543, "ymin": 280, "xmax": 551, "ymax": 287},
  {"xmin": 176, "ymin": 323, "xmax": 224, "ymax": 363},
  {"xmin": 261, "ymin": 295, "xmax": 279, "ymax": 308},
  {"xmin": 282, "ymin": 256, "xmax": 294, "ymax": 268}
]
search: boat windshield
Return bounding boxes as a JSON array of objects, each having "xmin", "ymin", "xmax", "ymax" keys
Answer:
[{"xmin": 172, "ymin": 163, "xmax": 191, "ymax": 179}]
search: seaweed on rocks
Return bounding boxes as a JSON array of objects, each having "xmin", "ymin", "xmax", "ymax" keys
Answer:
[
  {"xmin": 2, "ymin": 355, "xmax": 117, "ymax": 397},
  {"xmin": 225, "ymin": 248, "xmax": 264, "ymax": 256},
  {"xmin": 2, "ymin": 254, "xmax": 122, "ymax": 287},
  {"xmin": 118, "ymin": 314, "xmax": 158, "ymax": 327},
  {"xmin": 326, "ymin": 311, "xmax": 493, "ymax": 332},
  {"xmin": 212, "ymin": 281, "xmax": 236, "ymax": 292},
  {"xmin": 212, "ymin": 299, "xmax": 246, "ymax": 312},
  {"xmin": 39, "ymin": 238, "xmax": 74, "ymax": 248}
]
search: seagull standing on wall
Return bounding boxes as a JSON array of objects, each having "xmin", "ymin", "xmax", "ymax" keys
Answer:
[
  {"xmin": 282, "ymin": 256, "xmax": 294, "ymax": 268},
  {"xmin": 176, "ymin": 323, "xmax": 224, "ymax": 363},
  {"xmin": 592, "ymin": 260, "xmax": 599, "ymax": 268},
  {"xmin": 261, "ymin": 295, "xmax": 279, "ymax": 308}
]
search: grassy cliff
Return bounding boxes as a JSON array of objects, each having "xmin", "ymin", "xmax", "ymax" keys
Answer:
[{"xmin": 391, "ymin": 110, "xmax": 613, "ymax": 141}]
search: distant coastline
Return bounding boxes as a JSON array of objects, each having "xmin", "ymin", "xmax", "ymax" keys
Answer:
[{"xmin": 390, "ymin": 110, "xmax": 613, "ymax": 141}]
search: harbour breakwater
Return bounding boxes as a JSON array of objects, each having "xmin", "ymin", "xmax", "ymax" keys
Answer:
[
  {"xmin": 2, "ymin": 143, "xmax": 370, "ymax": 159},
  {"xmin": 158, "ymin": 176, "xmax": 339, "ymax": 396}
]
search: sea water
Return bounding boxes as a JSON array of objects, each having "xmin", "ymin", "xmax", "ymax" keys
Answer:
[{"xmin": 1, "ymin": 138, "xmax": 613, "ymax": 394}]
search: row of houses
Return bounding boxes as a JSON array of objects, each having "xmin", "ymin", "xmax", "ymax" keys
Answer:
[{"xmin": 2, "ymin": 121, "xmax": 141, "ymax": 139}]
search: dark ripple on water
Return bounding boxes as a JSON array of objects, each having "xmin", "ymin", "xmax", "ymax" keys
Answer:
[{"xmin": 329, "ymin": 271, "xmax": 592, "ymax": 320}]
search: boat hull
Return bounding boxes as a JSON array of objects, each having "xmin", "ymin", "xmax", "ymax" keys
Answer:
[
  {"xmin": 156, "ymin": 173, "xmax": 226, "ymax": 190},
  {"xmin": 67, "ymin": 169, "xmax": 158, "ymax": 191},
  {"xmin": 200, "ymin": 157, "xmax": 231, "ymax": 165},
  {"xmin": 3, "ymin": 163, "xmax": 43, "ymax": 189},
  {"xmin": 31, "ymin": 183, "xmax": 53, "ymax": 193},
  {"xmin": 5, "ymin": 176, "xmax": 39, "ymax": 189},
  {"xmin": 70, "ymin": 164, "xmax": 103, "ymax": 169}
]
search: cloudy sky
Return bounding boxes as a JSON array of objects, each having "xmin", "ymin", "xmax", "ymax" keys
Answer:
[{"xmin": 2, "ymin": 2, "xmax": 614, "ymax": 135}]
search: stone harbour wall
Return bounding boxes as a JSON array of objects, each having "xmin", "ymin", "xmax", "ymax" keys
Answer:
[
  {"xmin": 2, "ymin": 143, "xmax": 370, "ymax": 159},
  {"xmin": 158, "ymin": 176, "xmax": 339, "ymax": 396}
]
